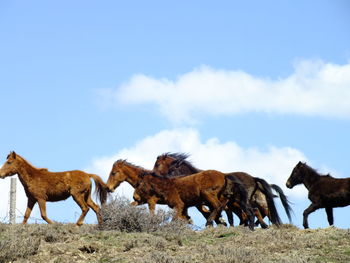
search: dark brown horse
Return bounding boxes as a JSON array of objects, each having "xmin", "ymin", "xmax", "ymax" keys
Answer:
[
  {"xmin": 133, "ymin": 168, "xmax": 254, "ymax": 229},
  {"xmin": 0, "ymin": 152, "xmax": 108, "ymax": 226},
  {"xmin": 106, "ymin": 160, "xmax": 227, "ymax": 225},
  {"xmin": 286, "ymin": 161, "xmax": 350, "ymax": 229},
  {"xmin": 153, "ymin": 153, "xmax": 291, "ymax": 227}
]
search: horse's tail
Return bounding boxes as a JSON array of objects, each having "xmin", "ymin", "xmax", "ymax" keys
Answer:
[
  {"xmin": 270, "ymin": 184, "xmax": 293, "ymax": 223},
  {"xmin": 224, "ymin": 175, "xmax": 254, "ymax": 230},
  {"xmin": 89, "ymin": 174, "xmax": 109, "ymax": 205},
  {"xmin": 255, "ymin": 177, "xmax": 282, "ymax": 226}
]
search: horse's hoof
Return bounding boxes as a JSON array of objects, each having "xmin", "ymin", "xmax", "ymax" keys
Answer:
[
  {"xmin": 261, "ymin": 223, "xmax": 269, "ymax": 229},
  {"xmin": 218, "ymin": 219, "xmax": 228, "ymax": 227},
  {"xmin": 205, "ymin": 222, "xmax": 214, "ymax": 228}
]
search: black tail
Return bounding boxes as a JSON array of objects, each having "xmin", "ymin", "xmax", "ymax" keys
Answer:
[
  {"xmin": 255, "ymin": 177, "xmax": 282, "ymax": 226},
  {"xmin": 271, "ymin": 184, "xmax": 293, "ymax": 223},
  {"xmin": 224, "ymin": 175, "xmax": 255, "ymax": 230}
]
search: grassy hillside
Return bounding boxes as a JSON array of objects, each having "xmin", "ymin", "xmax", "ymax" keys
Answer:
[
  {"xmin": 0, "ymin": 223, "xmax": 350, "ymax": 263},
  {"xmin": 1, "ymin": 198, "xmax": 349, "ymax": 263}
]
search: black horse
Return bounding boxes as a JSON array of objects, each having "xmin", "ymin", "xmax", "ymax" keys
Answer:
[{"xmin": 286, "ymin": 161, "xmax": 350, "ymax": 229}]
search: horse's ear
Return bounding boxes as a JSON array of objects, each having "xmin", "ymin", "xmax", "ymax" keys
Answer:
[{"xmin": 8, "ymin": 151, "xmax": 16, "ymax": 159}]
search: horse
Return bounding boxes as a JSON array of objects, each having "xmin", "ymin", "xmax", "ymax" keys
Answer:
[
  {"xmin": 106, "ymin": 160, "xmax": 227, "ymax": 225},
  {"xmin": 153, "ymin": 152, "xmax": 292, "ymax": 228},
  {"xmin": 132, "ymin": 168, "xmax": 255, "ymax": 229},
  {"xmin": 0, "ymin": 152, "xmax": 109, "ymax": 226},
  {"xmin": 286, "ymin": 161, "xmax": 350, "ymax": 229}
]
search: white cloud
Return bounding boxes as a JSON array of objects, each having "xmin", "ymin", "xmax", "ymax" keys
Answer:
[
  {"xmin": 87, "ymin": 128, "xmax": 308, "ymax": 200},
  {"xmin": 105, "ymin": 60, "xmax": 350, "ymax": 123}
]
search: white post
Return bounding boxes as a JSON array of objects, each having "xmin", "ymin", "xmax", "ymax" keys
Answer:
[{"xmin": 9, "ymin": 178, "xmax": 16, "ymax": 224}]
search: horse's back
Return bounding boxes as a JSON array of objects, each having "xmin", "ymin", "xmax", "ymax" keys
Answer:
[
  {"xmin": 35, "ymin": 170, "xmax": 92, "ymax": 195},
  {"xmin": 195, "ymin": 169, "xmax": 226, "ymax": 186},
  {"xmin": 309, "ymin": 177, "xmax": 350, "ymax": 207},
  {"xmin": 228, "ymin": 172, "xmax": 255, "ymax": 187}
]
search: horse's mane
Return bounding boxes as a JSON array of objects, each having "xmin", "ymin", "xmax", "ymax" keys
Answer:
[
  {"xmin": 114, "ymin": 159, "xmax": 152, "ymax": 174},
  {"xmin": 161, "ymin": 152, "xmax": 201, "ymax": 173},
  {"xmin": 140, "ymin": 170, "xmax": 191, "ymax": 180},
  {"xmin": 302, "ymin": 162, "xmax": 333, "ymax": 178},
  {"xmin": 11, "ymin": 153, "xmax": 48, "ymax": 172}
]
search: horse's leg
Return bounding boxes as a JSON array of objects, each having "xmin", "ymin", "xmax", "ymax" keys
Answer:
[
  {"xmin": 72, "ymin": 193, "xmax": 90, "ymax": 226},
  {"xmin": 131, "ymin": 191, "xmax": 141, "ymax": 206},
  {"xmin": 174, "ymin": 203, "xmax": 188, "ymax": 221},
  {"xmin": 169, "ymin": 196, "xmax": 188, "ymax": 222},
  {"xmin": 325, "ymin": 207, "xmax": 334, "ymax": 226},
  {"xmin": 182, "ymin": 207, "xmax": 192, "ymax": 223},
  {"xmin": 147, "ymin": 196, "xmax": 159, "ymax": 216},
  {"xmin": 37, "ymin": 199, "xmax": 54, "ymax": 224},
  {"xmin": 204, "ymin": 193, "xmax": 226, "ymax": 227},
  {"xmin": 255, "ymin": 207, "xmax": 266, "ymax": 226},
  {"xmin": 254, "ymin": 207, "xmax": 268, "ymax": 229},
  {"xmin": 86, "ymin": 195, "xmax": 102, "ymax": 225},
  {"xmin": 195, "ymin": 204, "xmax": 227, "ymax": 226},
  {"xmin": 22, "ymin": 198, "xmax": 36, "ymax": 224},
  {"xmin": 225, "ymin": 208, "xmax": 234, "ymax": 227},
  {"xmin": 229, "ymin": 203, "xmax": 245, "ymax": 225},
  {"xmin": 303, "ymin": 203, "xmax": 320, "ymax": 229},
  {"xmin": 241, "ymin": 202, "xmax": 255, "ymax": 231}
]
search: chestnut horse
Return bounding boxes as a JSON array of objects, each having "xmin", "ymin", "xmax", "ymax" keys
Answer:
[
  {"xmin": 286, "ymin": 161, "xmax": 350, "ymax": 229},
  {"xmin": 134, "ymin": 171, "xmax": 255, "ymax": 229},
  {"xmin": 153, "ymin": 153, "xmax": 291, "ymax": 227},
  {"xmin": 106, "ymin": 160, "xmax": 225, "ymax": 225},
  {"xmin": 0, "ymin": 152, "xmax": 108, "ymax": 226}
]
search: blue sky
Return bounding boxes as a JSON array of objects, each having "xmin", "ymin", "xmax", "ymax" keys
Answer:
[{"xmin": 0, "ymin": 0, "xmax": 350, "ymax": 229}]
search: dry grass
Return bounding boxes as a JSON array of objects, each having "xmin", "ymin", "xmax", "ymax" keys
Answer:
[
  {"xmin": 99, "ymin": 196, "xmax": 178, "ymax": 233},
  {"xmin": 0, "ymin": 200, "xmax": 349, "ymax": 263}
]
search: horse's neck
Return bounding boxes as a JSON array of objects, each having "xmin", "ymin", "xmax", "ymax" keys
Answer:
[
  {"xmin": 171, "ymin": 164, "xmax": 200, "ymax": 176},
  {"xmin": 144, "ymin": 175, "xmax": 170, "ymax": 193},
  {"xmin": 302, "ymin": 167, "xmax": 321, "ymax": 190},
  {"xmin": 125, "ymin": 166, "xmax": 151, "ymax": 187},
  {"xmin": 16, "ymin": 159, "xmax": 40, "ymax": 186}
]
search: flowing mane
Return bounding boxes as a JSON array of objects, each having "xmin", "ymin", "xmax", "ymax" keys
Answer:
[
  {"xmin": 161, "ymin": 152, "xmax": 201, "ymax": 174},
  {"xmin": 302, "ymin": 163, "xmax": 333, "ymax": 178}
]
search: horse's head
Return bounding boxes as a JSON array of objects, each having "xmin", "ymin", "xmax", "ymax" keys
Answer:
[
  {"xmin": 286, "ymin": 161, "xmax": 305, "ymax": 188},
  {"xmin": 0, "ymin": 152, "xmax": 20, "ymax": 179},
  {"xmin": 106, "ymin": 160, "xmax": 128, "ymax": 192},
  {"xmin": 153, "ymin": 152, "xmax": 194, "ymax": 177},
  {"xmin": 153, "ymin": 154, "xmax": 174, "ymax": 176}
]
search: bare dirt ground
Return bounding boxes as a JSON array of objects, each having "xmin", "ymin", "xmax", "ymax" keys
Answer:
[{"xmin": 1, "ymin": 223, "xmax": 350, "ymax": 263}]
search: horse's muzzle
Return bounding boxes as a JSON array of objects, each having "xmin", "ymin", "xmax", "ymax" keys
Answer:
[
  {"xmin": 107, "ymin": 186, "xmax": 115, "ymax": 193},
  {"xmin": 286, "ymin": 181, "xmax": 292, "ymax": 189}
]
